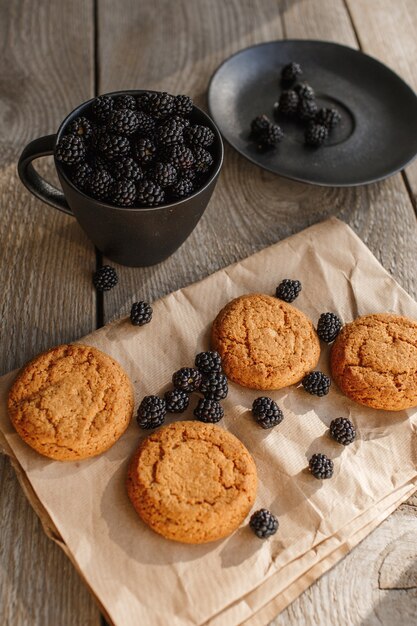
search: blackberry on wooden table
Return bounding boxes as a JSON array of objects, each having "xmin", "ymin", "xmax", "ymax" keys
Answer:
[{"xmin": 92, "ymin": 265, "xmax": 118, "ymax": 291}]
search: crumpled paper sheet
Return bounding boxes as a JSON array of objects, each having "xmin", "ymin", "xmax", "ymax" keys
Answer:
[{"xmin": 1, "ymin": 217, "xmax": 416, "ymax": 626}]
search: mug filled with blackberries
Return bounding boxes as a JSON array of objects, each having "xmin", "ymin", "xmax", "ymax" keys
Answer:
[{"xmin": 18, "ymin": 90, "xmax": 224, "ymax": 266}]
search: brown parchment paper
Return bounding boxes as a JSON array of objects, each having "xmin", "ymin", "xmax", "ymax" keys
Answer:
[{"xmin": 1, "ymin": 217, "xmax": 417, "ymax": 626}]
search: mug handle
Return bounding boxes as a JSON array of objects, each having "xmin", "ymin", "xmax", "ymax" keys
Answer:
[{"xmin": 17, "ymin": 135, "xmax": 74, "ymax": 216}]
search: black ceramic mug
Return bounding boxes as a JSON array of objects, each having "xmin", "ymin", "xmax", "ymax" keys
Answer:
[{"xmin": 18, "ymin": 91, "xmax": 224, "ymax": 267}]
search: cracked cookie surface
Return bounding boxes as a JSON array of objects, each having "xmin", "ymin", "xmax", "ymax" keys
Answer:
[
  {"xmin": 211, "ymin": 294, "xmax": 320, "ymax": 390},
  {"xmin": 8, "ymin": 344, "xmax": 134, "ymax": 460},
  {"xmin": 331, "ymin": 313, "xmax": 417, "ymax": 411},
  {"xmin": 127, "ymin": 421, "xmax": 257, "ymax": 543}
]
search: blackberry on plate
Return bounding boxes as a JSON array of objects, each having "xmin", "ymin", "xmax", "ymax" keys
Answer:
[
  {"xmin": 182, "ymin": 167, "xmax": 197, "ymax": 181},
  {"xmin": 55, "ymin": 134, "xmax": 86, "ymax": 165},
  {"xmin": 136, "ymin": 179, "xmax": 165, "ymax": 206},
  {"xmin": 144, "ymin": 91, "xmax": 175, "ymax": 119},
  {"xmin": 249, "ymin": 509, "xmax": 279, "ymax": 538},
  {"xmin": 170, "ymin": 177, "xmax": 194, "ymax": 199},
  {"xmin": 317, "ymin": 312, "xmax": 342, "ymax": 343},
  {"xmin": 136, "ymin": 111, "xmax": 156, "ymax": 135},
  {"xmin": 175, "ymin": 94, "xmax": 193, "ymax": 116},
  {"xmin": 281, "ymin": 61, "xmax": 302, "ymax": 83},
  {"xmin": 309, "ymin": 453, "xmax": 334, "ymax": 479},
  {"xmin": 156, "ymin": 118, "xmax": 184, "ymax": 146},
  {"xmin": 98, "ymin": 133, "xmax": 130, "ymax": 159},
  {"xmin": 92, "ymin": 95, "xmax": 114, "ymax": 122},
  {"xmin": 252, "ymin": 397, "xmax": 284, "ymax": 429},
  {"xmin": 89, "ymin": 168, "xmax": 113, "ymax": 200},
  {"xmin": 315, "ymin": 107, "xmax": 341, "ymax": 129},
  {"xmin": 72, "ymin": 162, "xmax": 92, "ymax": 190},
  {"xmin": 92, "ymin": 265, "xmax": 118, "ymax": 291},
  {"xmin": 302, "ymin": 371, "xmax": 331, "ymax": 397},
  {"xmin": 110, "ymin": 178, "xmax": 136, "ymax": 206},
  {"xmin": 294, "ymin": 82, "xmax": 315, "ymax": 99},
  {"xmin": 330, "ymin": 417, "xmax": 356, "ymax": 445},
  {"xmin": 297, "ymin": 97, "xmax": 318, "ymax": 122},
  {"xmin": 91, "ymin": 125, "xmax": 107, "ymax": 149},
  {"xmin": 258, "ymin": 123, "xmax": 284, "ymax": 148},
  {"xmin": 136, "ymin": 92, "xmax": 150, "ymax": 111},
  {"xmin": 193, "ymin": 397, "xmax": 224, "ymax": 423},
  {"xmin": 164, "ymin": 389, "xmax": 189, "ymax": 413},
  {"xmin": 111, "ymin": 156, "xmax": 143, "ymax": 182},
  {"xmin": 185, "ymin": 124, "xmax": 215, "ymax": 148},
  {"xmin": 305, "ymin": 123, "xmax": 328, "ymax": 147},
  {"xmin": 172, "ymin": 367, "xmax": 202, "ymax": 393},
  {"xmin": 171, "ymin": 114, "xmax": 190, "ymax": 130},
  {"xmin": 130, "ymin": 300, "xmax": 153, "ymax": 326},
  {"xmin": 107, "ymin": 109, "xmax": 139, "ymax": 135},
  {"xmin": 276, "ymin": 90, "xmax": 299, "ymax": 117},
  {"xmin": 90, "ymin": 153, "xmax": 108, "ymax": 171},
  {"xmin": 165, "ymin": 144, "xmax": 195, "ymax": 172},
  {"xmin": 150, "ymin": 162, "xmax": 177, "ymax": 188},
  {"xmin": 134, "ymin": 137, "xmax": 156, "ymax": 164},
  {"xmin": 200, "ymin": 372, "xmax": 228, "ymax": 401},
  {"xmin": 193, "ymin": 147, "xmax": 214, "ymax": 174},
  {"xmin": 66, "ymin": 116, "xmax": 93, "ymax": 141},
  {"xmin": 275, "ymin": 278, "xmax": 302, "ymax": 303},
  {"xmin": 195, "ymin": 350, "xmax": 222, "ymax": 374},
  {"xmin": 137, "ymin": 395, "xmax": 166, "ymax": 429},
  {"xmin": 114, "ymin": 94, "xmax": 136, "ymax": 110},
  {"xmin": 250, "ymin": 114, "xmax": 271, "ymax": 137}
]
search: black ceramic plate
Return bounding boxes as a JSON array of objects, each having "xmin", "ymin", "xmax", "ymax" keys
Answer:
[{"xmin": 208, "ymin": 40, "xmax": 417, "ymax": 186}]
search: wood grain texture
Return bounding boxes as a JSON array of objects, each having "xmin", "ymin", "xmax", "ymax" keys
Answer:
[{"xmin": 0, "ymin": 1, "xmax": 100, "ymax": 625}]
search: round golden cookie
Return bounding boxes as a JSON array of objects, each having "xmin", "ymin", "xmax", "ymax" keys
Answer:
[
  {"xmin": 8, "ymin": 344, "xmax": 134, "ymax": 461},
  {"xmin": 127, "ymin": 421, "xmax": 257, "ymax": 544},
  {"xmin": 331, "ymin": 313, "xmax": 417, "ymax": 411},
  {"xmin": 211, "ymin": 293, "xmax": 320, "ymax": 390}
]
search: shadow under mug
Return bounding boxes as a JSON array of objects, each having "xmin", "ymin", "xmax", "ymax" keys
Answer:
[{"xmin": 17, "ymin": 91, "xmax": 224, "ymax": 267}]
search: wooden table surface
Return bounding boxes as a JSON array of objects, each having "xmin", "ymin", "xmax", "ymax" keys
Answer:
[{"xmin": 1, "ymin": 1, "xmax": 417, "ymax": 624}]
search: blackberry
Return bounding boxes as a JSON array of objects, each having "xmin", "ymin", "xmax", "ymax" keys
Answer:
[
  {"xmin": 111, "ymin": 157, "xmax": 143, "ymax": 182},
  {"xmin": 92, "ymin": 95, "xmax": 114, "ymax": 122},
  {"xmin": 258, "ymin": 123, "xmax": 284, "ymax": 148},
  {"xmin": 91, "ymin": 125, "xmax": 107, "ymax": 149},
  {"xmin": 136, "ymin": 180, "xmax": 165, "ymax": 207},
  {"xmin": 249, "ymin": 509, "xmax": 279, "ymax": 538},
  {"xmin": 309, "ymin": 453, "xmax": 334, "ymax": 479},
  {"xmin": 171, "ymin": 114, "xmax": 190, "ymax": 130},
  {"xmin": 98, "ymin": 133, "xmax": 130, "ymax": 159},
  {"xmin": 315, "ymin": 107, "xmax": 341, "ymax": 129},
  {"xmin": 182, "ymin": 167, "xmax": 197, "ymax": 181},
  {"xmin": 156, "ymin": 118, "xmax": 184, "ymax": 146},
  {"xmin": 92, "ymin": 265, "xmax": 118, "ymax": 291},
  {"xmin": 195, "ymin": 351, "xmax": 222, "ymax": 374},
  {"xmin": 175, "ymin": 94, "xmax": 193, "ymax": 116},
  {"xmin": 275, "ymin": 278, "xmax": 302, "ymax": 303},
  {"xmin": 134, "ymin": 137, "xmax": 156, "ymax": 164},
  {"xmin": 136, "ymin": 92, "xmax": 150, "ymax": 111},
  {"xmin": 136, "ymin": 111, "xmax": 156, "ymax": 135},
  {"xmin": 55, "ymin": 134, "xmax": 86, "ymax": 165},
  {"xmin": 130, "ymin": 300, "xmax": 153, "ymax": 326},
  {"xmin": 72, "ymin": 162, "xmax": 92, "ymax": 190},
  {"xmin": 193, "ymin": 147, "xmax": 213, "ymax": 174},
  {"xmin": 294, "ymin": 82, "xmax": 315, "ymax": 99},
  {"xmin": 330, "ymin": 417, "xmax": 356, "ymax": 445},
  {"xmin": 185, "ymin": 125, "xmax": 215, "ymax": 148},
  {"xmin": 165, "ymin": 144, "xmax": 195, "ymax": 172},
  {"xmin": 137, "ymin": 395, "xmax": 166, "ymax": 429},
  {"xmin": 89, "ymin": 168, "xmax": 113, "ymax": 200},
  {"xmin": 107, "ymin": 109, "xmax": 139, "ymax": 135},
  {"xmin": 305, "ymin": 123, "xmax": 328, "ymax": 147},
  {"xmin": 170, "ymin": 177, "xmax": 194, "ymax": 199},
  {"xmin": 302, "ymin": 371, "xmax": 331, "ymax": 397},
  {"xmin": 110, "ymin": 178, "xmax": 136, "ymax": 206},
  {"xmin": 172, "ymin": 367, "xmax": 202, "ymax": 393},
  {"xmin": 90, "ymin": 153, "xmax": 108, "ymax": 171},
  {"xmin": 200, "ymin": 372, "xmax": 228, "ymax": 401},
  {"xmin": 149, "ymin": 162, "xmax": 177, "ymax": 188},
  {"xmin": 193, "ymin": 397, "xmax": 224, "ymax": 423},
  {"xmin": 281, "ymin": 62, "xmax": 302, "ymax": 83},
  {"xmin": 317, "ymin": 312, "xmax": 342, "ymax": 343},
  {"xmin": 164, "ymin": 389, "xmax": 189, "ymax": 413},
  {"xmin": 276, "ymin": 90, "xmax": 299, "ymax": 117},
  {"xmin": 252, "ymin": 397, "xmax": 283, "ymax": 429},
  {"xmin": 66, "ymin": 116, "xmax": 93, "ymax": 141},
  {"xmin": 297, "ymin": 97, "xmax": 318, "ymax": 122},
  {"xmin": 114, "ymin": 94, "xmax": 136, "ymax": 111},
  {"xmin": 250, "ymin": 114, "xmax": 271, "ymax": 137},
  {"xmin": 144, "ymin": 91, "xmax": 175, "ymax": 119}
]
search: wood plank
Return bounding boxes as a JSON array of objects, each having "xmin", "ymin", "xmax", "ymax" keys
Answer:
[{"xmin": 0, "ymin": 1, "xmax": 100, "ymax": 625}]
